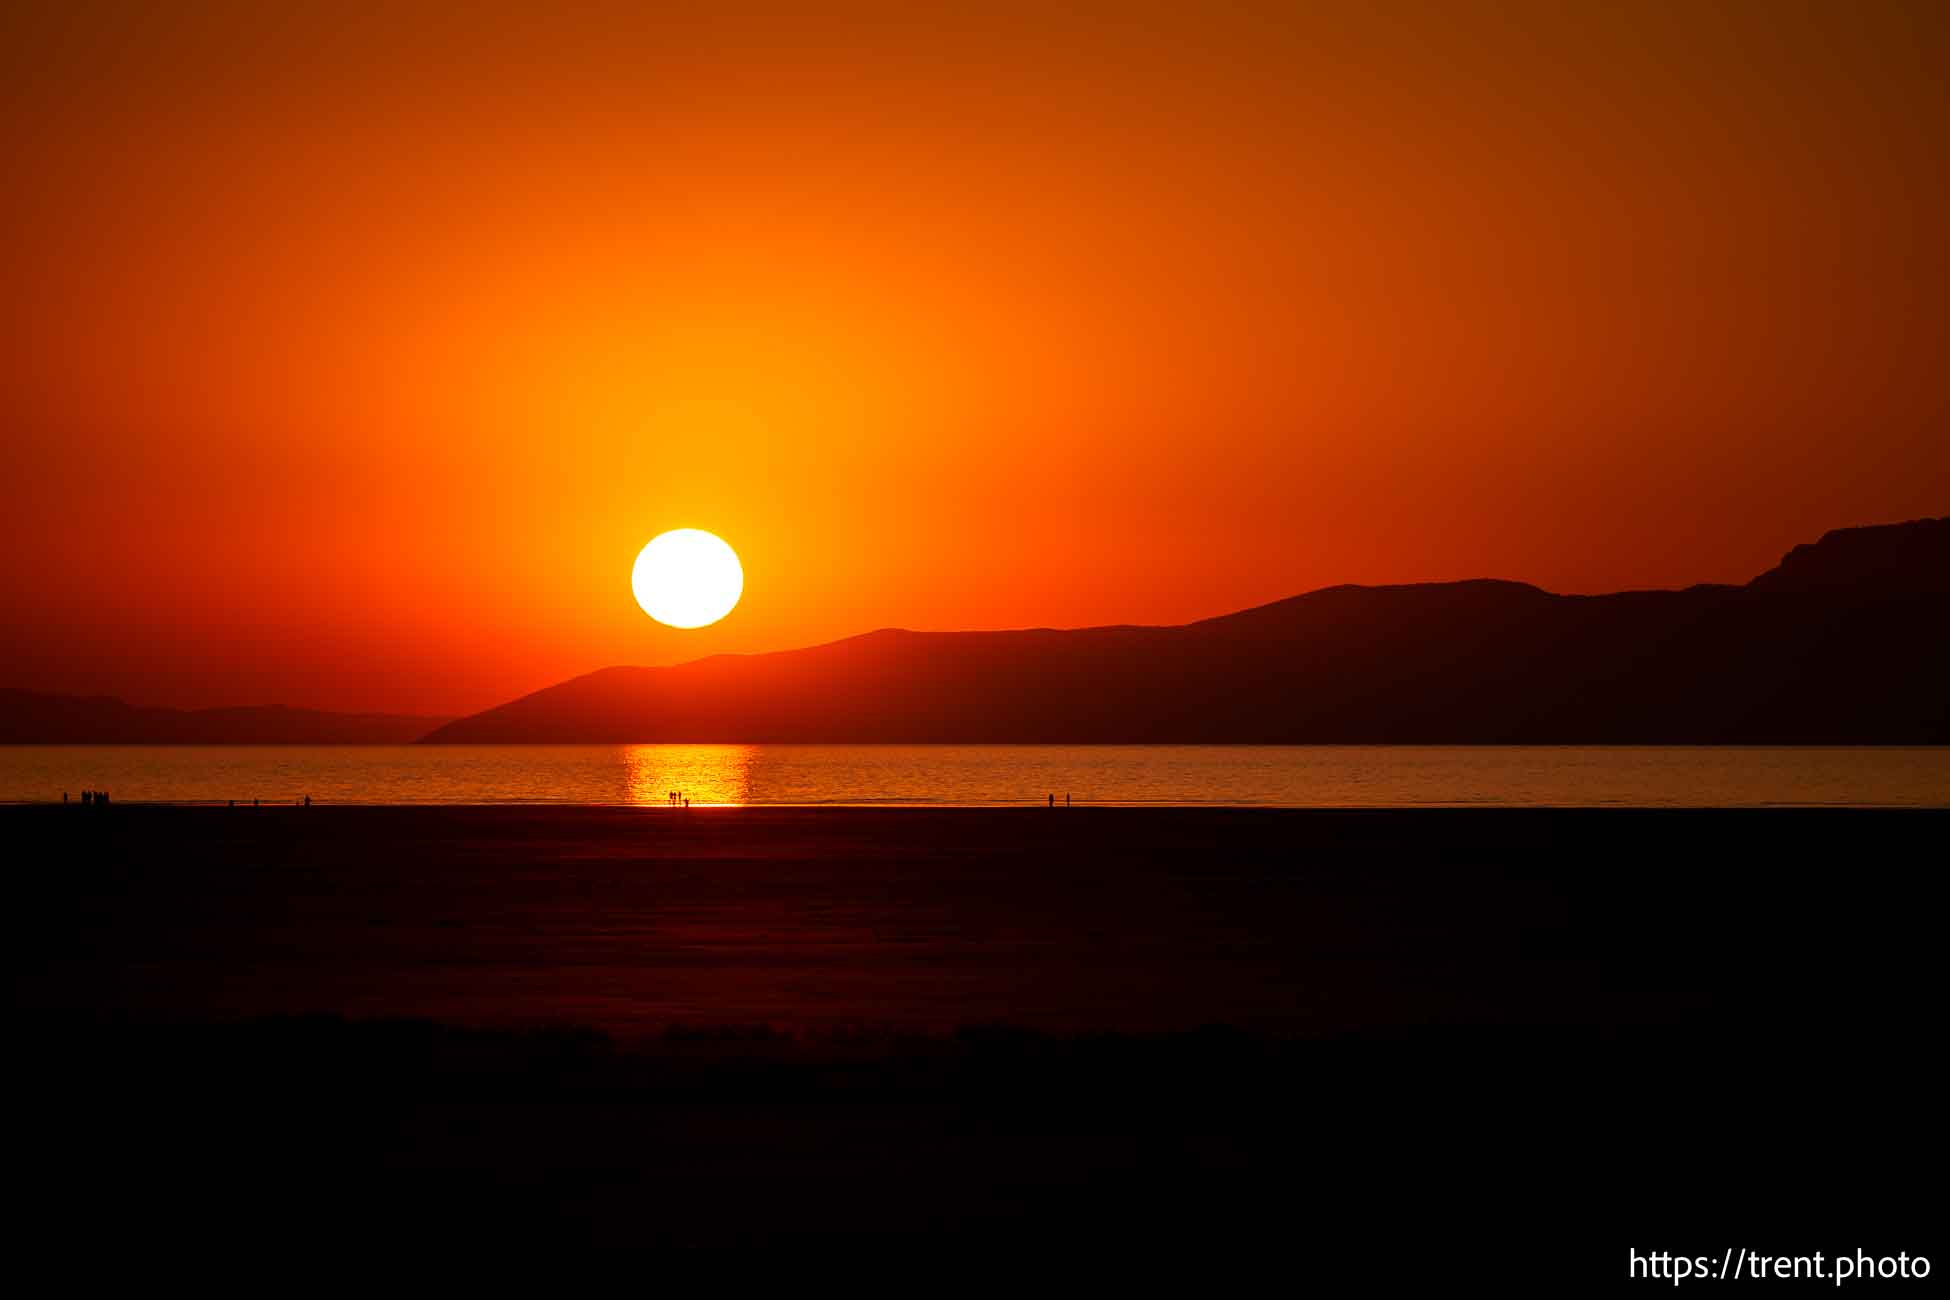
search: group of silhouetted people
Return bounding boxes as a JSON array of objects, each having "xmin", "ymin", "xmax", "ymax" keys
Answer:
[{"xmin": 667, "ymin": 790, "xmax": 689, "ymax": 807}]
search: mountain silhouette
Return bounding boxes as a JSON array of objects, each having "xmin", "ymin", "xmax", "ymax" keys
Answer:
[
  {"xmin": 0, "ymin": 691, "xmax": 448, "ymax": 744},
  {"xmin": 424, "ymin": 516, "xmax": 1950, "ymax": 744},
  {"xmin": 1746, "ymin": 515, "xmax": 1950, "ymax": 596}
]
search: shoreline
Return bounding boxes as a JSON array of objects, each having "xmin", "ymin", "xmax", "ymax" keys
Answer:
[
  {"xmin": 10, "ymin": 743, "xmax": 1948, "ymax": 809},
  {"xmin": 7, "ymin": 796, "xmax": 1950, "ymax": 808}
]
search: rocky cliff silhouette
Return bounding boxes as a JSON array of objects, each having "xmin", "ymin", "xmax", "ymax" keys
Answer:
[
  {"xmin": 0, "ymin": 692, "xmax": 449, "ymax": 744},
  {"xmin": 1746, "ymin": 515, "xmax": 1950, "ymax": 596},
  {"xmin": 405, "ymin": 513, "xmax": 1939, "ymax": 743}
]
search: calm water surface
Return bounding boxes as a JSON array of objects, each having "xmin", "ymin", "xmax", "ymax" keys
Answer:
[{"xmin": 3, "ymin": 744, "xmax": 1947, "ymax": 807}]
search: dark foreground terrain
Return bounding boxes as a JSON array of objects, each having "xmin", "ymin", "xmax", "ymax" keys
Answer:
[{"xmin": 10, "ymin": 806, "xmax": 1943, "ymax": 1275}]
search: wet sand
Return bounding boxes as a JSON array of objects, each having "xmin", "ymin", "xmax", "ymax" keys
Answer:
[
  {"xmin": 12, "ymin": 805, "xmax": 1943, "ymax": 1265},
  {"xmin": 14, "ymin": 804, "xmax": 1946, "ymax": 1034}
]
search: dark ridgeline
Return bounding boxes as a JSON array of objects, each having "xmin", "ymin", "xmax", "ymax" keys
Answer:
[
  {"xmin": 1746, "ymin": 514, "xmax": 1950, "ymax": 596},
  {"xmin": 424, "ymin": 515, "xmax": 1950, "ymax": 744},
  {"xmin": 0, "ymin": 692, "xmax": 449, "ymax": 744}
]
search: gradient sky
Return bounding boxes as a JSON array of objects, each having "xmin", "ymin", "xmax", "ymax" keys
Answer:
[{"xmin": 4, "ymin": 1, "xmax": 1948, "ymax": 716}]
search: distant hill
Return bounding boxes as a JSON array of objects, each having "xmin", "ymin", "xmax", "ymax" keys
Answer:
[
  {"xmin": 423, "ymin": 516, "xmax": 1950, "ymax": 744},
  {"xmin": 1746, "ymin": 515, "xmax": 1950, "ymax": 596},
  {"xmin": 0, "ymin": 691, "xmax": 447, "ymax": 744}
]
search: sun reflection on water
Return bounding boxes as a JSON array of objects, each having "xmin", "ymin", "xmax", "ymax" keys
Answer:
[{"xmin": 623, "ymin": 744, "xmax": 756, "ymax": 806}]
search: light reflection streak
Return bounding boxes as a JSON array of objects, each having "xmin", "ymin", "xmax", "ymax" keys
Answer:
[{"xmin": 623, "ymin": 744, "xmax": 755, "ymax": 806}]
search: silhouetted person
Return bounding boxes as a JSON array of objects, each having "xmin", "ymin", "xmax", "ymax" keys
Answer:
[
  {"xmin": 62, "ymin": 791, "xmax": 68, "ymax": 804},
  {"xmin": 252, "ymin": 798, "xmax": 258, "ymax": 807},
  {"xmin": 100, "ymin": 790, "xmax": 109, "ymax": 804},
  {"xmin": 1048, "ymin": 793, "xmax": 1054, "ymax": 807},
  {"xmin": 81, "ymin": 791, "xmax": 91, "ymax": 805},
  {"xmin": 1066, "ymin": 792, "xmax": 1071, "ymax": 807},
  {"xmin": 304, "ymin": 795, "xmax": 311, "ymax": 807}
]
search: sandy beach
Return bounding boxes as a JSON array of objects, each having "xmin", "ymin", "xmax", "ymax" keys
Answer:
[
  {"xmin": 13, "ymin": 805, "xmax": 1942, "ymax": 1262},
  {"xmin": 13, "ymin": 803, "xmax": 1941, "ymax": 1034}
]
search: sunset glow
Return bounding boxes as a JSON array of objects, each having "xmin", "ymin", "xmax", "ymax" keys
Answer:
[{"xmin": 2, "ymin": 3, "xmax": 1946, "ymax": 720}]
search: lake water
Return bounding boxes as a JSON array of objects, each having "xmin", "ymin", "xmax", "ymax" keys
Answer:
[{"xmin": 2, "ymin": 744, "xmax": 1947, "ymax": 807}]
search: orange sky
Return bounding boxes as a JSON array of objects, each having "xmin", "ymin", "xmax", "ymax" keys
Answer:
[{"xmin": 4, "ymin": 1, "xmax": 1948, "ymax": 716}]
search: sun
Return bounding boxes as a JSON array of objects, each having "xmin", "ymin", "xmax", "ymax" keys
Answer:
[{"xmin": 632, "ymin": 529, "xmax": 744, "ymax": 628}]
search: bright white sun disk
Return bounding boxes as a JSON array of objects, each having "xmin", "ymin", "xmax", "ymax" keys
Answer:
[{"xmin": 632, "ymin": 529, "xmax": 743, "ymax": 628}]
